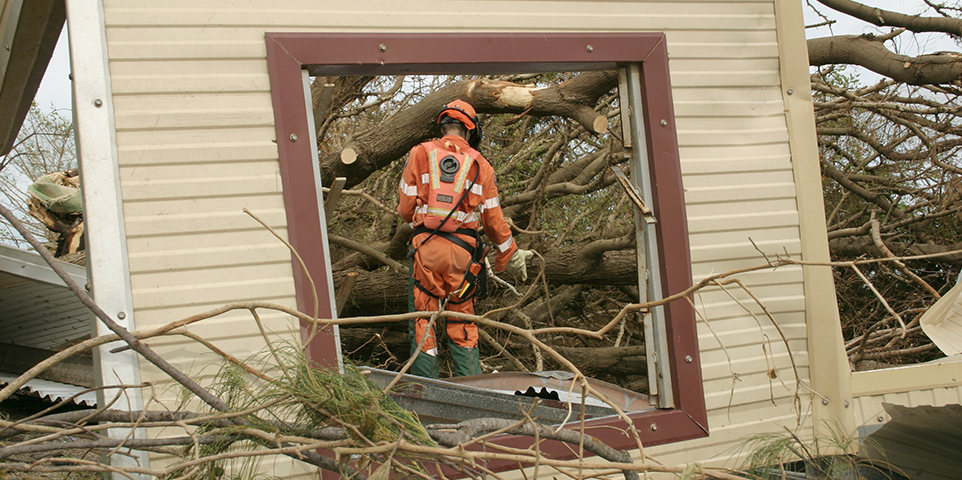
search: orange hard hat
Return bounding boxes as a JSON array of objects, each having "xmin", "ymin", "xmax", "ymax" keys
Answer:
[{"xmin": 437, "ymin": 100, "xmax": 477, "ymax": 131}]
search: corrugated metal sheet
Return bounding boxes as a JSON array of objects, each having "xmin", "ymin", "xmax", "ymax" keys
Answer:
[
  {"xmin": 0, "ymin": 243, "xmax": 91, "ymax": 351},
  {"xmin": 0, "ymin": 371, "xmax": 97, "ymax": 407},
  {"xmin": 99, "ymin": 0, "xmax": 813, "ymax": 474}
]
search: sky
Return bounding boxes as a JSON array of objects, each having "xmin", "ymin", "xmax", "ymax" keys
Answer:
[
  {"xmin": 30, "ymin": 1, "xmax": 962, "ymax": 115},
  {"xmin": 33, "ymin": 27, "xmax": 71, "ymax": 114}
]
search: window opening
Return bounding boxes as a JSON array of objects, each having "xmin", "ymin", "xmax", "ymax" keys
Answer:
[{"xmin": 312, "ymin": 72, "xmax": 654, "ymax": 412}]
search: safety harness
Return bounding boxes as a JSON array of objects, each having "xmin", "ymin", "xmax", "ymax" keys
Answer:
[{"xmin": 409, "ymin": 142, "xmax": 487, "ymax": 303}]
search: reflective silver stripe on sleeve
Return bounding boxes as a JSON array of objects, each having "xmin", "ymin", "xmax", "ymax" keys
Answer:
[
  {"xmin": 399, "ymin": 179, "xmax": 417, "ymax": 196},
  {"xmin": 471, "ymin": 183, "xmax": 483, "ymax": 195},
  {"xmin": 484, "ymin": 197, "xmax": 500, "ymax": 210},
  {"xmin": 416, "ymin": 205, "xmax": 428, "ymax": 214},
  {"xmin": 421, "ymin": 173, "xmax": 430, "ymax": 184},
  {"xmin": 497, "ymin": 236, "xmax": 515, "ymax": 253}
]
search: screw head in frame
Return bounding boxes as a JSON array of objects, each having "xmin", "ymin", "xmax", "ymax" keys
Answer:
[
  {"xmin": 649, "ymin": 423, "xmax": 657, "ymax": 432},
  {"xmin": 660, "ymin": 119, "xmax": 668, "ymax": 127},
  {"xmin": 787, "ymin": 88, "xmax": 794, "ymax": 95},
  {"xmin": 94, "ymin": 99, "xmax": 103, "ymax": 107},
  {"xmin": 586, "ymin": 45, "xmax": 593, "ymax": 53},
  {"xmin": 379, "ymin": 44, "xmax": 387, "ymax": 52},
  {"xmin": 117, "ymin": 312, "xmax": 126, "ymax": 319},
  {"xmin": 290, "ymin": 134, "xmax": 298, "ymax": 142},
  {"xmin": 685, "ymin": 355, "xmax": 693, "ymax": 363},
  {"xmin": 822, "ymin": 398, "xmax": 830, "ymax": 405}
]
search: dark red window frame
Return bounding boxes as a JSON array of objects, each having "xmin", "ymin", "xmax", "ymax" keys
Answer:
[{"xmin": 265, "ymin": 32, "xmax": 707, "ymax": 462}]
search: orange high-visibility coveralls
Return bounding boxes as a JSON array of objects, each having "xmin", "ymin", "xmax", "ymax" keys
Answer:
[{"xmin": 397, "ymin": 135, "xmax": 518, "ymax": 377}]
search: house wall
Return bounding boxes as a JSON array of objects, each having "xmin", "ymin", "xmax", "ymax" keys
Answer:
[{"xmin": 77, "ymin": 0, "xmax": 840, "ymax": 475}]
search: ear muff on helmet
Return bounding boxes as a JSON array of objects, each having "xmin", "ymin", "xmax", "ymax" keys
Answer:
[
  {"xmin": 468, "ymin": 122, "xmax": 482, "ymax": 150},
  {"xmin": 438, "ymin": 100, "xmax": 483, "ymax": 149}
]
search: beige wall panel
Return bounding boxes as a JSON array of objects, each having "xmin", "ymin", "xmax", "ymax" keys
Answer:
[
  {"xmin": 103, "ymin": 28, "xmax": 263, "ymax": 60},
  {"xmin": 116, "ymin": 129, "xmax": 278, "ymax": 165},
  {"xmin": 684, "ymin": 183, "xmax": 797, "ymax": 205},
  {"xmin": 108, "ymin": 59, "xmax": 268, "ymax": 94},
  {"xmin": 130, "ymin": 277, "xmax": 295, "ymax": 311},
  {"xmin": 689, "ymin": 239, "xmax": 801, "ymax": 264},
  {"xmin": 143, "ymin": 310, "xmax": 297, "ymax": 346},
  {"xmin": 676, "ymin": 125, "xmax": 788, "ymax": 147},
  {"xmin": 681, "ymin": 141, "xmax": 791, "ymax": 160},
  {"xmin": 122, "ymin": 159, "xmax": 279, "ymax": 183},
  {"xmin": 121, "ymin": 171, "xmax": 280, "ymax": 201},
  {"xmin": 689, "ymin": 242, "xmax": 801, "ymax": 264},
  {"xmin": 688, "ymin": 226, "xmax": 799, "ymax": 248},
  {"xmin": 126, "ymin": 229, "xmax": 289, "ymax": 260},
  {"xmin": 687, "ymin": 210, "xmax": 799, "ymax": 234},
  {"xmin": 698, "ymin": 323, "xmax": 807, "ymax": 357},
  {"xmin": 123, "ymin": 202, "xmax": 287, "ymax": 238},
  {"xmin": 666, "ymin": 35, "xmax": 778, "ymax": 59},
  {"xmin": 128, "ymin": 242, "xmax": 291, "ymax": 274},
  {"xmin": 698, "ymin": 321, "xmax": 807, "ymax": 347},
  {"xmin": 131, "ymin": 297, "xmax": 297, "ymax": 326},
  {"xmin": 690, "ymin": 292, "xmax": 804, "ymax": 314},
  {"xmin": 686, "ymin": 196, "xmax": 799, "ymax": 218},
  {"xmin": 700, "ymin": 346, "xmax": 801, "ymax": 381},
  {"xmin": 670, "ymin": 70, "xmax": 781, "ymax": 89},
  {"xmin": 685, "ymin": 168, "xmax": 796, "ymax": 190},
  {"xmin": 112, "ymin": 95, "xmax": 274, "ymax": 131},
  {"xmin": 704, "ymin": 374, "xmax": 802, "ymax": 408},
  {"xmin": 103, "ymin": 1, "xmax": 777, "ymax": 30}
]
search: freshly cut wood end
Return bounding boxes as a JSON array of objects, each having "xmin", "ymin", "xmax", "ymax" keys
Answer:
[
  {"xmin": 340, "ymin": 148, "xmax": 357, "ymax": 164},
  {"xmin": 593, "ymin": 116, "xmax": 608, "ymax": 134}
]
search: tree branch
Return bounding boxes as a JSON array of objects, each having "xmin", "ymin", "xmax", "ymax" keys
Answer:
[
  {"xmin": 808, "ymin": 34, "xmax": 962, "ymax": 85},
  {"xmin": 817, "ymin": 0, "xmax": 962, "ymax": 36}
]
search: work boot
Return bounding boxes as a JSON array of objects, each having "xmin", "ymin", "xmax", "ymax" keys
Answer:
[{"xmin": 450, "ymin": 343, "xmax": 481, "ymax": 377}]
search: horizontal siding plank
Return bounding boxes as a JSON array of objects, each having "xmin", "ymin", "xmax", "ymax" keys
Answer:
[
  {"xmin": 688, "ymin": 225, "xmax": 800, "ymax": 248},
  {"xmin": 689, "ymin": 239, "xmax": 802, "ymax": 264},
  {"xmin": 131, "ymin": 276, "xmax": 296, "ymax": 310},
  {"xmin": 131, "ymin": 296, "xmax": 299, "ymax": 327},
  {"xmin": 704, "ymin": 373, "xmax": 803, "ymax": 409},
  {"xmin": 117, "ymin": 137, "xmax": 279, "ymax": 167},
  {"xmin": 113, "ymin": 95, "xmax": 274, "ymax": 131},
  {"xmin": 684, "ymin": 182, "xmax": 797, "ymax": 204},
  {"xmin": 698, "ymin": 321, "xmax": 807, "ymax": 347},
  {"xmin": 674, "ymin": 98, "xmax": 785, "ymax": 118},
  {"xmin": 679, "ymin": 144, "xmax": 792, "ymax": 168},
  {"xmin": 103, "ymin": 2, "xmax": 776, "ymax": 31},
  {"xmin": 687, "ymin": 210, "xmax": 799, "ymax": 234},
  {"xmin": 123, "ymin": 202, "xmax": 288, "ymax": 237},
  {"xmin": 676, "ymin": 116, "xmax": 789, "ymax": 146},
  {"xmin": 128, "ymin": 242, "xmax": 293, "ymax": 273},
  {"xmin": 121, "ymin": 173, "xmax": 281, "ymax": 201}
]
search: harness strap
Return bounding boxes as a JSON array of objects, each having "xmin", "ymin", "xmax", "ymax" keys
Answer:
[
  {"xmin": 413, "ymin": 280, "xmax": 474, "ymax": 306},
  {"xmin": 414, "ymin": 225, "xmax": 479, "ymax": 255}
]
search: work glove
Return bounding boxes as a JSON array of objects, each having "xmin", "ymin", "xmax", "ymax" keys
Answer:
[{"xmin": 505, "ymin": 249, "xmax": 534, "ymax": 281}]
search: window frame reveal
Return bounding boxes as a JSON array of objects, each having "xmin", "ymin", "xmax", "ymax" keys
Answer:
[{"xmin": 264, "ymin": 32, "xmax": 707, "ymax": 458}]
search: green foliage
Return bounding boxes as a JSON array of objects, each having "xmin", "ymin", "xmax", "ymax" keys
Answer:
[{"xmin": 735, "ymin": 424, "xmax": 906, "ymax": 480}]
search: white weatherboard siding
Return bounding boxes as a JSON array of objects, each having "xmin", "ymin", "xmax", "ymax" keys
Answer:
[{"xmin": 94, "ymin": 0, "xmax": 825, "ymax": 475}]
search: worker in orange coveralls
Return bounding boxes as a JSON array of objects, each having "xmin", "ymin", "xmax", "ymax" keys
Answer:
[{"xmin": 397, "ymin": 99, "xmax": 533, "ymax": 378}]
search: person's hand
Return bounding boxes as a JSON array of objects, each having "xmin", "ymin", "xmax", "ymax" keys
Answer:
[{"xmin": 505, "ymin": 249, "xmax": 534, "ymax": 281}]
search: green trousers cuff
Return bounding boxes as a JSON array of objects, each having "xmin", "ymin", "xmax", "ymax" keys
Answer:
[{"xmin": 450, "ymin": 343, "xmax": 481, "ymax": 377}]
